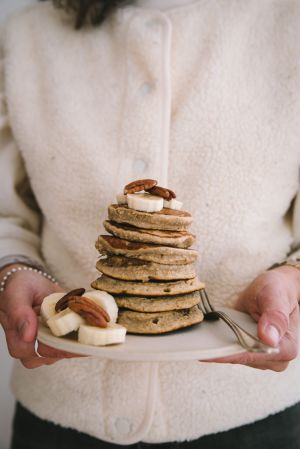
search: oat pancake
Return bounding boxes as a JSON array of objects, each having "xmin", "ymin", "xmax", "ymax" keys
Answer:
[
  {"xmin": 108, "ymin": 204, "xmax": 192, "ymax": 231},
  {"xmin": 91, "ymin": 275, "xmax": 204, "ymax": 296},
  {"xmin": 96, "ymin": 256, "xmax": 196, "ymax": 281},
  {"xmin": 117, "ymin": 305, "xmax": 204, "ymax": 334},
  {"xmin": 104, "ymin": 220, "xmax": 195, "ymax": 248},
  {"xmin": 115, "ymin": 291, "xmax": 201, "ymax": 312},
  {"xmin": 96, "ymin": 235, "xmax": 198, "ymax": 265}
]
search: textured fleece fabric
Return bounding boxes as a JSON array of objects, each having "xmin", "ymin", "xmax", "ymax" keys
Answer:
[{"xmin": 1, "ymin": 0, "xmax": 300, "ymax": 444}]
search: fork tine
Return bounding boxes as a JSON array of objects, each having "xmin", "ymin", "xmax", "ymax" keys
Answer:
[
  {"xmin": 199, "ymin": 289, "xmax": 210, "ymax": 314},
  {"xmin": 203, "ymin": 289, "xmax": 214, "ymax": 312},
  {"xmin": 197, "ymin": 299, "xmax": 205, "ymax": 315}
]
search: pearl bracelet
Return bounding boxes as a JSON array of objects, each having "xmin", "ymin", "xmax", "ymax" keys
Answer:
[{"xmin": 0, "ymin": 266, "xmax": 57, "ymax": 293}]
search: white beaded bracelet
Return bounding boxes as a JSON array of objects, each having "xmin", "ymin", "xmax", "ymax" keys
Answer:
[{"xmin": 0, "ymin": 266, "xmax": 57, "ymax": 293}]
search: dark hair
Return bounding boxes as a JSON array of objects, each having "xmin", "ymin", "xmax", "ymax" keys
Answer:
[{"xmin": 51, "ymin": 0, "xmax": 136, "ymax": 29}]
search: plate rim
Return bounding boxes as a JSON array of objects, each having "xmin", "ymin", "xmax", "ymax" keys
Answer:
[{"xmin": 37, "ymin": 307, "xmax": 251, "ymax": 361}]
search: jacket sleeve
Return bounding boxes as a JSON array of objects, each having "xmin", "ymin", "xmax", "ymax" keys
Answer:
[{"xmin": 0, "ymin": 35, "xmax": 43, "ymax": 266}]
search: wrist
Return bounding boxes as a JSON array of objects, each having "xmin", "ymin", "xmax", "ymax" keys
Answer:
[
  {"xmin": 0, "ymin": 265, "xmax": 57, "ymax": 295},
  {"xmin": 0, "ymin": 263, "xmax": 28, "ymax": 281}
]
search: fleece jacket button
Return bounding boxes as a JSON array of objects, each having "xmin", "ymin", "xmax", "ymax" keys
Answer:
[
  {"xmin": 139, "ymin": 82, "xmax": 154, "ymax": 95},
  {"xmin": 133, "ymin": 158, "xmax": 148, "ymax": 174},
  {"xmin": 145, "ymin": 17, "xmax": 164, "ymax": 29},
  {"xmin": 115, "ymin": 417, "xmax": 132, "ymax": 435}
]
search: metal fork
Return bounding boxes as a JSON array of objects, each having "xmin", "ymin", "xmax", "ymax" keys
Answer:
[{"xmin": 199, "ymin": 289, "xmax": 279, "ymax": 354}]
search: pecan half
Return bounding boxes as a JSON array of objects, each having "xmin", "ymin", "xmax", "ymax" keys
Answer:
[
  {"xmin": 68, "ymin": 296, "xmax": 110, "ymax": 328},
  {"xmin": 124, "ymin": 179, "xmax": 157, "ymax": 194},
  {"xmin": 147, "ymin": 185, "xmax": 176, "ymax": 200},
  {"xmin": 55, "ymin": 288, "xmax": 86, "ymax": 313}
]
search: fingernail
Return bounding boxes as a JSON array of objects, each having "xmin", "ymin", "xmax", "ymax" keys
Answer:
[
  {"xmin": 17, "ymin": 321, "xmax": 28, "ymax": 339},
  {"xmin": 266, "ymin": 325, "xmax": 280, "ymax": 345}
]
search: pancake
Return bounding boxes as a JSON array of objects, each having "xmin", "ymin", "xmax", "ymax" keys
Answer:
[
  {"xmin": 96, "ymin": 235, "xmax": 198, "ymax": 265},
  {"xmin": 103, "ymin": 220, "xmax": 196, "ymax": 248},
  {"xmin": 115, "ymin": 291, "xmax": 201, "ymax": 312},
  {"xmin": 91, "ymin": 275, "xmax": 205, "ymax": 296},
  {"xmin": 108, "ymin": 204, "xmax": 192, "ymax": 231},
  {"xmin": 96, "ymin": 256, "xmax": 196, "ymax": 281},
  {"xmin": 117, "ymin": 305, "xmax": 204, "ymax": 334}
]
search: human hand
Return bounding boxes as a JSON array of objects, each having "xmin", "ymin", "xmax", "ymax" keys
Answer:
[
  {"xmin": 0, "ymin": 264, "xmax": 82, "ymax": 368},
  {"xmin": 205, "ymin": 266, "xmax": 300, "ymax": 371}
]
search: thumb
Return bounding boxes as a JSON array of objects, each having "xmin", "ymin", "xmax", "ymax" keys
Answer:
[
  {"xmin": 14, "ymin": 306, "xmax": 38, "ymax": 343},
  {"xmin": 257, "ymin": 309, "xmax": 289, "ymax": 347}
]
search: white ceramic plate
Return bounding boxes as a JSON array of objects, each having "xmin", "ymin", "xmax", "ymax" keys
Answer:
[{"xmin": 37, "ymin": 307, "xmax": 256, "ymax": 362}]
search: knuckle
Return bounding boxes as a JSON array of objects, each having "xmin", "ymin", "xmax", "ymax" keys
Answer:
[
  {"xmin": 8, "ymin": 307, "xmax": 25, "ymax": 323},
  {"xmin": 271, "ymin": 362, "xmax": 289, "ymax": 372},
  {"xmin": 5, "ymin": 315, "xmax": 19, "ymax": 332},
  {"xmin": 256, "ymin": 283, "xmax": 275, "ymax": 302},
  {"xmin": 7, "ymin": 347, "xmax": 18, "ymax": 359},
  {"xmin": 21, "ymin": 359, "xmax": 36, "ymax": 369},
  {"xmin": 272, "ymin": 309, "xmax": 289, "ymax": 322},
  {"xmin": 265, "ymin": 311, "xmax": 289, "ymax": 332},
  {"xmin": 283, "ymin": 346, "xmax": 298, "ymax": 362},
  {"xmin": 7, "ymin": 340, "xmax": 33, "ymax": 360},
  {"xmin": 8, "ymin": 348, "xmax": 26, "ymax": 360},
  {"xmin": 243, "ymin": 353, "xmax": 259, "ymax": 365},
  {"xmin": 7, "ymin": 343, "xmax": 21, "ymax": 359},
  {"xmin": 2, "ymin": 314, "xmax": 14, "ymax": 331}
]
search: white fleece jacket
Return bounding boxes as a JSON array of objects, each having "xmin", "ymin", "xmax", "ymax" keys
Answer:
[{"xmin": 1, "ymin": 0, "xmax": 300, "ymax": 444}]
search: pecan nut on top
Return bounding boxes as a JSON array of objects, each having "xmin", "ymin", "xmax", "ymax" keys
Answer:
[
  {"xmin": 147, "ymin": 185, "xmax": 176, "ymax": 200},
  {"xmin": 55, "ymin": 288, "xmax": 86, "ymax": 313},
  {"xmin": 124, "ymin": 179, "xmax": 157, "ymax": 194}
]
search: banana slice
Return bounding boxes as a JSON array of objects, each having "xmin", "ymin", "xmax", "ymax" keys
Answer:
[
  {"xmin": 83, "ymin": 290, "xmax": 118, "ymax": 323},
  {"xmin": 47, "ymin": 308, "xmax": 85, "ymax": 337},
  {"xmin": 163, "ymin": 199, "xmax": 183, "ymax": 210},
  {"xmin": 40, "ymin": 293, "xmax": 65, "ymax": 325},
  {"xmin": 127, "ymin": 193, "xmax": 163, "ymax": 212},
  {"xmin": 116, "ymin": 193, "xmax": 127, "ymax": 205},
  {"xmin": 78, "ymin": 323, "xmax": 127, "ymax": 346}
]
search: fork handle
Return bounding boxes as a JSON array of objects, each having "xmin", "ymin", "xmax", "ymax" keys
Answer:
[{"xmin": 215, "ymin": 311, "xmax": 279, "ymax": 354}]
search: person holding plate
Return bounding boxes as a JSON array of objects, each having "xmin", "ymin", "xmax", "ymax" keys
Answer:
[{"xmin": 0, "ymin": 0, "xmax": 300, "ymax": 448}]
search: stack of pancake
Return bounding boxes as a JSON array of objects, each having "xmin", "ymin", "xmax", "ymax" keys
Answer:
[{"xmin": 91, "ymin": 184, "xmax": 205, "ymax": 334}]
